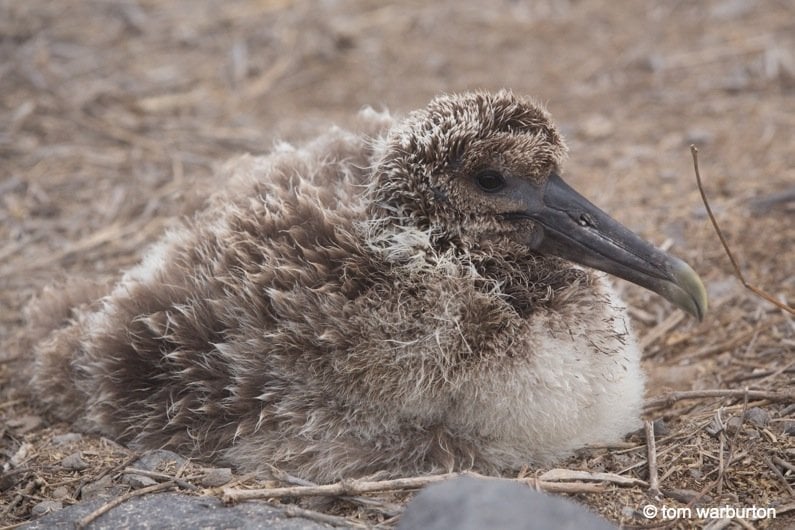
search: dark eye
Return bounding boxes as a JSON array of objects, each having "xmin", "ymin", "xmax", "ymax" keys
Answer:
[{"xmin": 475, "ymin": 170, "xmax": 506, "ymax": 192}]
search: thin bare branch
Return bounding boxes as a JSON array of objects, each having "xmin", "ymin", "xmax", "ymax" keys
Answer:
[
  {"xmin": 221, "ymin": 471, "xmax": 613, "ymax": 504},
  {"xmin": 538, "ymin": 468, "xmax": 647, "ymax": 487},
  {"xmin": 644, "ymin": 388, "xmax": 795, "ymax": 412},
  {"xmin": 691, "ymin": 145, "xmax": 794, "ymax": 315},
  {"xmin": 765, "ymin": 457, "xmax": 795, "ymax": 497},
  {"xmin": 283, "ymin": 505, "xmax": 369, "ymax": 529},
  {"xmin": 644, "ymin": 421, "xmax": 660, "ymax": 497},
  {"xmin": 122, "ymin": 467, "xmax": 200, "ymax": 491}
]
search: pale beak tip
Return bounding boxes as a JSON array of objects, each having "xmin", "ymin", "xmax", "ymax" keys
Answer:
[{"xmin": 669, "ymin": 258, "xmax": 708, "ymax": 321}]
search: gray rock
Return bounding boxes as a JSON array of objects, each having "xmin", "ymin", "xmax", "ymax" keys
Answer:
[
  {"xmin": 398, "ymin": 476, "xmax": 617, "ymax": 530},
  {"xmin": 22, "ymin": 492, "xmax": 337, "ymax": 529},
  {"xmin": 652, "ymin": 419, "xmax": 670, "ymax": 437},
  {"xmin": 201, "ymin": 467, "xmax": 233, "ymax": 487},
  {"xmin": 744, "ymin": 407, "xmax": 770, "ymax": 428},
  {"xmin": 123, "ymin": 473, "xmax": 158, "ymax": 488},
  {"xmin": 51, "ymin": 486, "xmax": 71, "ymax": 500}
]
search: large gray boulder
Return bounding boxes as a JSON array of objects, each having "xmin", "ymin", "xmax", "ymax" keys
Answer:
[
  {"xmin": 23, "ymin": 492, "xmax": 334, "ymax": 530},
  {"xmin": 398, "ymin": 476, "xmax": 617, "ymax": 530}
]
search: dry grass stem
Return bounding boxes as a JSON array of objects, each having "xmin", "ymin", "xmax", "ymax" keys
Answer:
[
  {"xmin": 644, "ymin": 420, "xmax": 661, "ymax": 497},
  {"xmin": 221, "ymin": 471, "xmax": 615, "ymax": 504},
  {"xmin": 0, "ymin": 523, "xmax": 28, "ymax": 530},
  {"xmin": 640, "ymin": 311, "xmax": 686, "ymax": 356},
  {"xmin": 538, "ymin": 469, "xmax": 647, "ymax": 487},
  {"xmin": 122, "ymin": 468, "xmax": 200, "ymax": 491},
  {"xmin": 765, "ymin": 457, "xmax": 795, "ymax": 497},
  {"xmin": 691, "ymin": 145, "xmax": 795, "ymax": 315},
  {"xmin": 644, "ymin": 388, "xmax": 795, "ymax": 412},
  {"xmin": 265, "ymin": 464, "xmax": 403, "ymax": 517},
  {"xmin": 283, "ymin": 505, "xmax": 369, "ymax": 529}
]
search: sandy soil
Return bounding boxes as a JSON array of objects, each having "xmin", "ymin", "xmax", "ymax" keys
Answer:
[{"xmin": 1, "ymin": 1, "xmax": 793, "ymax": 528}]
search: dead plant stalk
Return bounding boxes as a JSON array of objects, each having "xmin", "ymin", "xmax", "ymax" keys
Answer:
[{"xmin": 690, "ymin": 145, "xmax": 794, "ymax": 315}]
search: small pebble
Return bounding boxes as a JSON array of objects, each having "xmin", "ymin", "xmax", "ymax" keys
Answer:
[
  {"xmin": 201, "ymin": 467, "xmax": 233, "ymax": 487},
  {"xmin": 124, "ymin": 473, "xmax": 158, "ymax": 488},
  {"xmin": 32, "ymin": 500, "xmax": 62, "ymax": 517},
  {"xmin": 652, "ymin": 419, "xmax": 670, "ymax": 437},
  {"xmin": 52, "ymin": 486, "xmax": 71, "ymax": 500},
  {"xmin": 744, "ymin": 407, "xmax": 769, "ymax": 428},
  {"xmin": 61, "ymin": 452, "xmax": 89, "ymax": 471}
]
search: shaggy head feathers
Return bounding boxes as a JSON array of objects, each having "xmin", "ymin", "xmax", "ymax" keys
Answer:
[{"xmin": 369, "ymin": 91, "xmax": 566, "ymax": 249}]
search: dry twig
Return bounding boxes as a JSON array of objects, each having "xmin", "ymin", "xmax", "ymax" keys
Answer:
[
  {"xmin": 0, "ymin": 522, "xmax": 28, "ymax": 530},
  {"xmin": 771, "ymin": 455, "xmax": 795, "ymax": 474},
  {"xmin": 765, "ymin": 457, "xmax": 795, "ymax": 497},
  {"xmin": 283, "ymin": 505, "xmax": 369, "ymax": 529},
  {"xmin": 691, "ymin": 145, "xmax": 795, "ymax": 315},
  {"xmin": 640, "ymin": 311, "xmax": 686, "ymax": 357},
  {"xmin": 538, "ymin": 469, "xmax": 646, "ymax": 487},
  {"xmin": 221, "ymin": 471, "xmax": 614, "ymax": 504},
  {"xmin": 682, "ymin": 325, "xmax": 770, "ymax": 361},
  {"xmin": 644, "ymin": 388, "xmax": 795, "ymax": 412},
  {"xmin": 644, "ymin": 420, "xmax": 660, "ymax": 497},
  {"xmin": 266, "ymin": 464, "xmax": 403, "ymax": 517},
  {"xmin": 122, "ymin": 467, "xmax": 200, "ymax": 491}
]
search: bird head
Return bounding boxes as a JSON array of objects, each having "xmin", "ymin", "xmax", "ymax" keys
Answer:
[{"xmin": 369, "ymin": 90, "xmax": 707, "ymax": 320}]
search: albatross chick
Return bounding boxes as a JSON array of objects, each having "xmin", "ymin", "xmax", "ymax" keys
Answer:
[{"xmin": 29, "ymin": 91, "xmax": 707, "ymax": 483}]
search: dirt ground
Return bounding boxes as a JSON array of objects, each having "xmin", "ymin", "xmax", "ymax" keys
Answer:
[{"xmin": 1, "ymin": 0, "xmax": 793, "ymax": 528}]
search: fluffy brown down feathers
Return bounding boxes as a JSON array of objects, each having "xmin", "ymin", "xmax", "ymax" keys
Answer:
[{"xmin": 28, "ymin": 91, "xmax": 644, "ymax": 483}]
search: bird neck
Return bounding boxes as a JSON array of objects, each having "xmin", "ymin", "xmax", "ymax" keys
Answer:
[{"xmin": 357, "ymin": 213, "xmax": 590, "ymax": 316}]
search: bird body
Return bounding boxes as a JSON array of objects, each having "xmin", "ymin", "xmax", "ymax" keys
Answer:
[{"xmin": 29, "ymin": 92, "xmax": 704, "ymax": 483}]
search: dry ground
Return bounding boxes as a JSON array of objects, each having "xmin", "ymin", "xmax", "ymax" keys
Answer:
[{"xmin": 1, "ymin": 0, "xmax": 793, "ymax": 528}]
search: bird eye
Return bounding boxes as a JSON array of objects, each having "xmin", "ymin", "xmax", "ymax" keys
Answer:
[{"xmin": 475, "ymin": 170, "xmax": 506, "ymax": 192}]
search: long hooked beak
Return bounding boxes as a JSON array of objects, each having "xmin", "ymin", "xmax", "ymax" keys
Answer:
[{"xmin": 516, "ymin": 172, "xmax": 707, "ymax": 320}]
